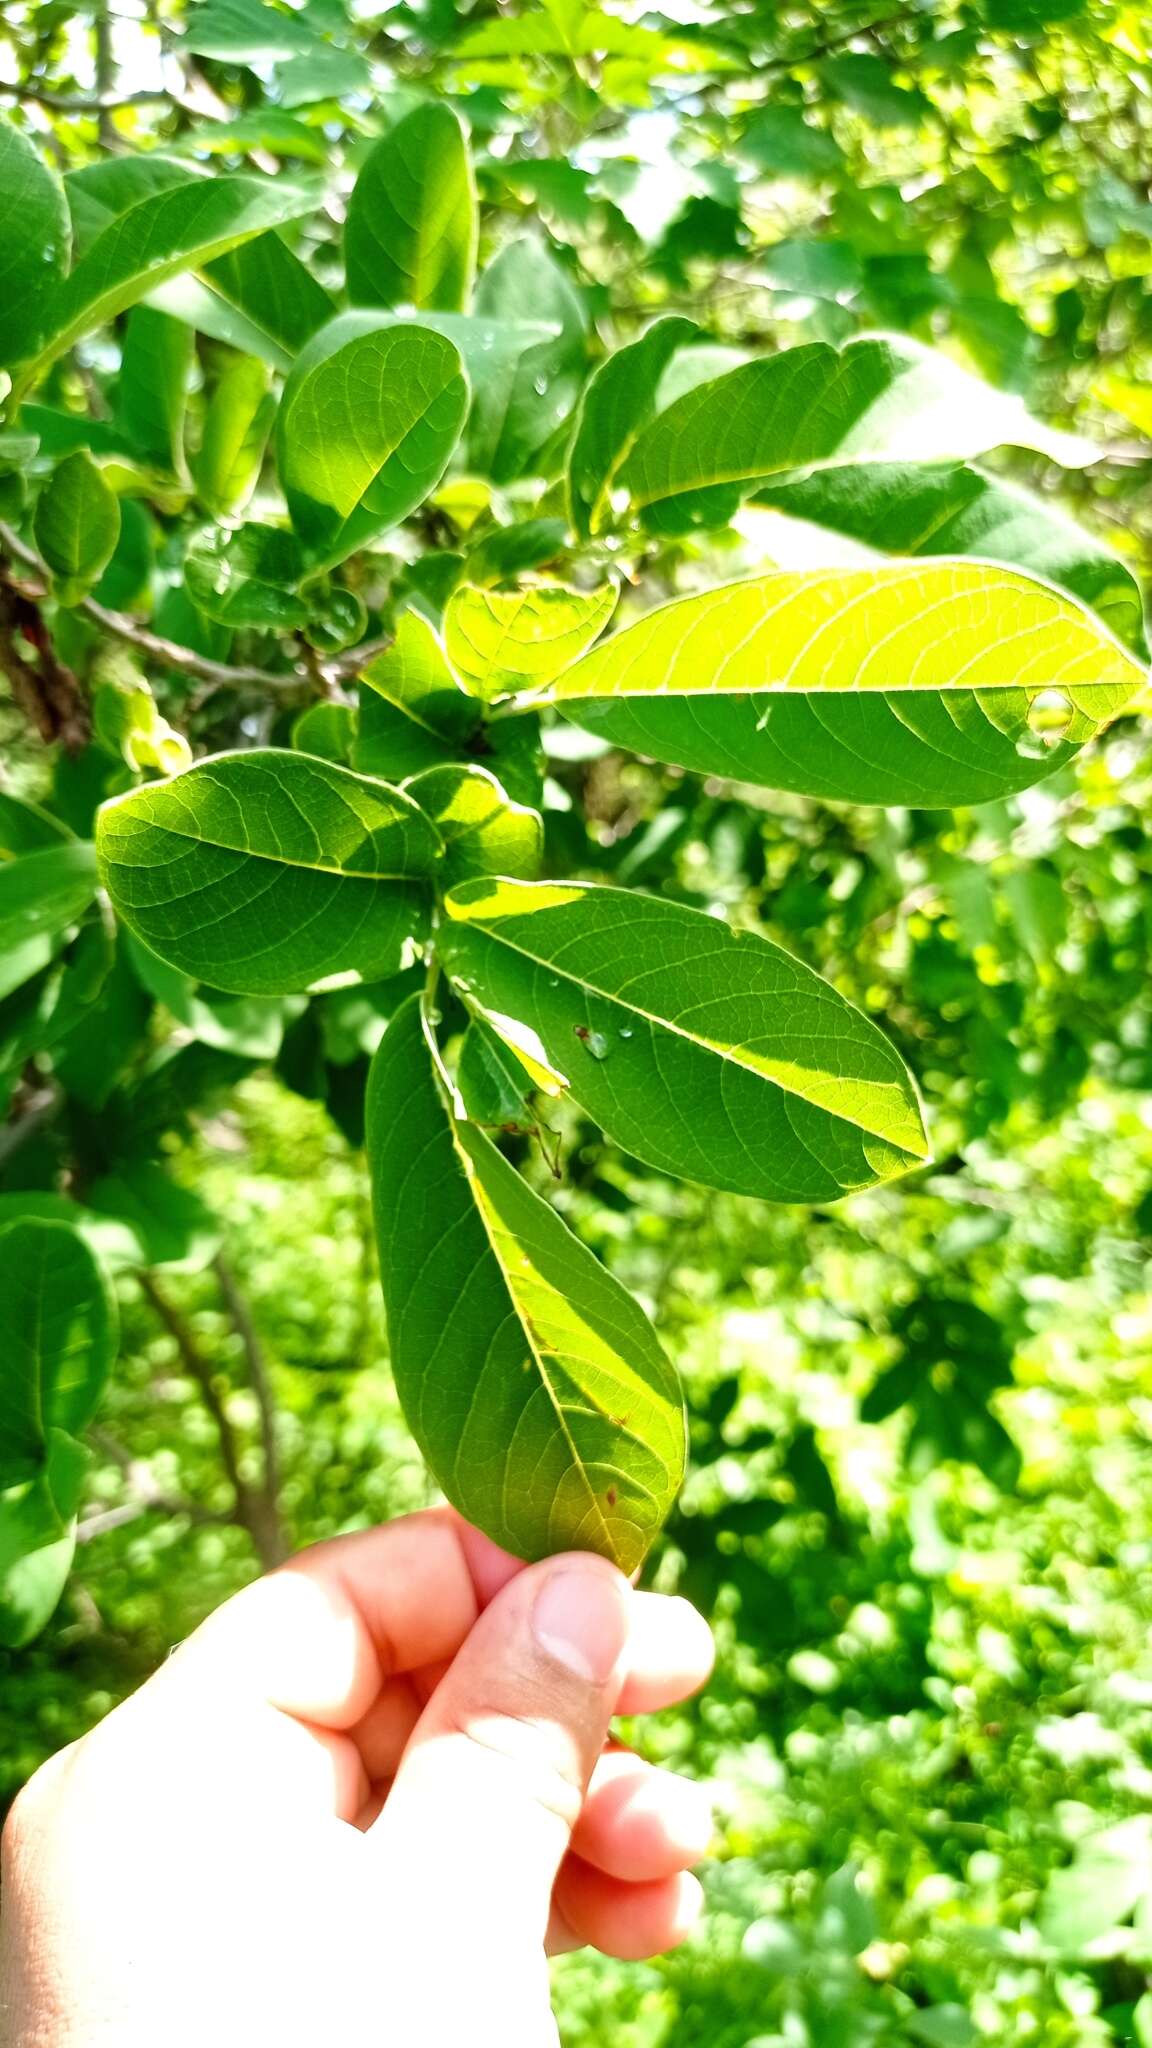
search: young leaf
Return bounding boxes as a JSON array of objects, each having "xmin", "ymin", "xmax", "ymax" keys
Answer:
[
  {"xmin": 33, "ymin": 173, "xmax": 320, "ymax": 373},
  {"xmin": 471, "ymin": 239, "xmax": 587, "ymax": 481},
  {"xmin": 192, "ymin": 352, "xmax": 275, "ymax": 515},
  {"xmin": 345, "ymin": 103, "xmax": 478, "ymax": 313},
  {"xmin": 444, "ymin": 582, "xmax": 616, "ymax": 700},
  {"xmin": 0, "ymin": 843, "xmax": 98, "ymax": 1002},
  {"xmin": 568, "ymin": 315, "xmax": 697, "ymax": 537},
  {"xmin": 754, "ymin": 462, "xmax": 1149, "ymax": 660},
  {"xmin": 366, "ymin": 995, "xmax": 685, "ymax": 1569},
  {"xmin": 440, "ymin": 877, "xmax": 930, "ymax": 1202},
  {"xmin": 117, "ymin": 307, "xmax": 194, "ymax": 472},
  {"xmin": 619, "ymin": 335, "xmax": 1097, "ymax": 532},
  {"xmin": 277, "ymin": 314, "xmax": 469, "ymax": 563},
  {"xmin": 354, "ymin": 608, "xmax": 479, "ymax": 780},
  {"xmin": 33, "ymin": 452, "xmax": 121, "ymax": 606},
  {"xmin": 404, "ymin": 764, "xmax": 543, "ymax": 884},
  {"xmin": 0, "ymin": 1219, "xmax": 118, "ymax": 1490},
  {"xmin": 0, "ymin": 116, "xmax": 71, "ymax": 368},
  {"xmin": 97, "ymin": 751, "xmax": 440, "ymax": 996},
  {"xmin": 184, "ymin": 523, "xmax": 309, "ymax": 628},
  {"xmin": 553, "ymin": 563, "xmax": 1147, "ymax": 807},
  {"xmin": 456, "ymin": 1014, "xmax": 536, "ymax": 1125}
]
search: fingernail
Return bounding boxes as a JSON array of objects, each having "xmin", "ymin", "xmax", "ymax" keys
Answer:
[{"xmin": 532, "ymin": 1563, "xmax": 631, "ymax": 1685}]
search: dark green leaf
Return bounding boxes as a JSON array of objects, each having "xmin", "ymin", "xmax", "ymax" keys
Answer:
[
  {"xmin": 192, "ymin": 352, "xmax": 275, "ymax": 515},
  {"xmin": 33, "ymin": 452, "xmax": 121, "ymax": 606},
  {"xmin": 366, "ymin": 995, "xmax": 685, "ymax": 1569},
  {"xmin": 568, "ymin": 315, "xmax": 697, "ymax": 538},
  {"xmin": 97, "ymin": 751, "xmax": 439, "ymax": 995},
  {"xmin": 184, "ymin": 522, "xmax": 309, "ymax": 628},
  {"xmin": 0, "ymin": 1219, "xmax": 117, "ymax": 1489},
  {"xmin": 0, "ymin": 115, "xmax": 71, "ymax": 367},
  {"xmin": 345, "ymin": 103, "xmax": 477, "ymax": 312},
  {"xmin": 620, "ymin": 336, "xmax": 1095, "ymax": 534},
  {"xmin": 0, "ymin": 843, "xmax": 98, "ymax": 1003},
  {"xmin": 277, "ymin": 314, "xmax": 469, "ymax": 564},
  {"xmin": 117, "ymin": 307, "xmax": 193, "ymax": 472},
  {"xmin": 471, "ymin": 238, "xmax": 587, "ymax": 481}
]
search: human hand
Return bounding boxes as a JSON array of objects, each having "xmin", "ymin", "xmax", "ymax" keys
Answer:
[{"xmin": 1, "ymin": 1509, "xmax": 714, "ymax": 2047}]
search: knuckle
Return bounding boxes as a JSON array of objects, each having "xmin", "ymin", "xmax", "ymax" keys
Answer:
[{"xmin": 443, "ymin": 1700, "xmax": 585, "ymax": 1832}]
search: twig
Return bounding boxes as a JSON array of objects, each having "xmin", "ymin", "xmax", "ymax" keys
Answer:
[
  {"xmin": 138, "ymin": 1270, "xmax": 282, "ymax": 1570},
  {"xmin": 0, "ymin": 84, "xmax": 175, "ymax": 113},
  {"xmin": 0, "ymin": 1080, "xmax": 61, "ymax": 1170},
  {"xmin": 0, "ymin": 578, "xmax": 91, "ymax": 748},
  {"xmin": 1, "ymin": 522, "xmax": 390, "ymax": 702},
  {"xmin": 80, "ymin": 1425, "xmax": 232, "ymax": 1542},
  {"xmin": 213, "ymin": 1252, "xmax": 287, "ymax": 1565}
]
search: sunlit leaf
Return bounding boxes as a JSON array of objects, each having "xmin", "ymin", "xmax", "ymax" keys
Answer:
[{"xmin": 367, "ymin": 995, "xmax": 685, "ymax": 1569}]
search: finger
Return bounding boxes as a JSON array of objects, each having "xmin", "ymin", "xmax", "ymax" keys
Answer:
[
  {"xmin": 617, "ymin": 1593, "xmax": 715, "ymax": 1714},
  {"xmin": 167, "ymin": 1508, "xmax": 504, "ymax": 1728},
  {"xmin": 371, "ymin": 1553, "xmax": 631, "ymax": 1943},
  {"xmin": 347, "ymin": 1675, "xmax": 422, "ymax": 1782},
  {"xmin": 570, "ymin": 1750, "xmax": 714, "ymax": 1883},
  {"xmin": 552, "ymin": 1857, "xmax": 704, "ymax": 1961}
]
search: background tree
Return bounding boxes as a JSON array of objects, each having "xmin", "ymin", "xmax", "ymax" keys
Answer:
[{"xmin": 3, "ymin": 1, "xmax": 1152, "ymax": 2042}]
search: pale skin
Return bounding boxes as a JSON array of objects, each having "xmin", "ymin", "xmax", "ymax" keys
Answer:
[{"xmin": 0, "ymin": 1508, "xmax": 715, "ymax": 2048}]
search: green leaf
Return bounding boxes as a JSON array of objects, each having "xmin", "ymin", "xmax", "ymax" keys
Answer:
[
  {"xmin": 183, "ymin": 0, "xmax": 318, "ymax": 58},
  {"xmin": 554, "ymin": 563, "xmax": 1147, "ymax": 807},
  {"xmin": 0, "ymin": 842, "xmax": 98, "ymax": 1002},
  {"xmin": 276, "ymin": 44, "xmax": 372, "ymax": 106},
  {"xmin": 32, "ymin": 172, "xmax": 319, "ymax": 373},
  {"xmin": 456, "ymin": 1014, "xmax": 536, "ymax": 1125},
  {"xmin": 619, "ymin": 336, "xmax": 1097, "ymax": 534},
  {"xmin": 0, "ymin": 791, "xmax": 73, "ymax": 858},
  {"xmin": 0, "ymin": 1435, "xmax": 86, "ymax": 1650},
  {"xmin": 737, "ymin": 106, "xmax": 845, "ymax": 178},
  {"xmin": 277, "ymin": 314, "xmax": 469, "ymax": 564},
  {"xmin": 821, "ymin": 53, "xmax": 931, "ymax": 128},
  {"xmin": 184, "ymin": 522, "xmax": 309, "ymax": 628},
  {"xmin": 471, "ymin": 238, "xmax": 587, "ymax": 482},
  {"xmin": 1039, "ymin": 1818, "xmax": 1152, "ymax": 1957},
  {"xmin": 754, "ymin": 461, "xmax": 1149, "ymax": 659},
  {"xmin": 355, "ymin": 608, "xmax": 480, "ymax": 779},
  {"xmin": 444, "ymin": 582, "xmax": 616, "ymax": 701},
  {"xmin": 96, "ymin": 750, "xmax": 440, "ymax": 996},
  {"xmin": 292, "ymin": 701, "xmax": 357, "ymax": 764},
  {"xmin": 440, "ymin": 877, "xmax": 930, "ymax": 1201},
  {"xmin": 33, "ymin": 451, "xmax": 121, "ymax": 606},
  {"xmin": 201, "ymin": 231, "xmax": 337, "ymax": 360},
  {"xmin": 366, "ymin": 995, "xmax": 685, "ymax": 1568},
  {"xmin": 0, "ymin": 115, "xmax": 71, "ymax": 367},
  {"xmin": 345, "ymin": 103, "xmax": 478, "ymax": 313},
  {"xmin": 568, "ymin": 315, "xmax": 697, "ymax": 538},
  {"xmin": 405, "ymin": 764, "xmax": 542, "ymax": 885},
  {"xmin": 177, "ymin": 110, "xmax": 330, "ymax": 163},
  {"xmin": 86, "ymin": 1158, "xmax": 223, "ymax": 1270},
  {"xmin": 0, "ymin": 1219, "xmax": 117, "ymax": 1490},
  {"xmin": 117, "ymin": 307, "xmax": 193, "ymax": 472},
  {"xmin": 192, "ymin": 352, "xmax": 275, "ymax": 516}
]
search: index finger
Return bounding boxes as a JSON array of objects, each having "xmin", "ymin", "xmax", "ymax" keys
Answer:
[{"xmin": 172, "ymin": 1509, "xmax": 713, "ymax": 1729}]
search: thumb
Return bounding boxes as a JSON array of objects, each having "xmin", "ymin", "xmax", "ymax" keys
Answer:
[{"xmin": 370, "ymin": 1552, "xmax": 630, "ymax": 1944}]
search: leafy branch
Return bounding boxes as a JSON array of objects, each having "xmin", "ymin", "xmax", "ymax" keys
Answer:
[{"xmin": 0, "ymin": 520, "xmax": 390, "ymax": 703}]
